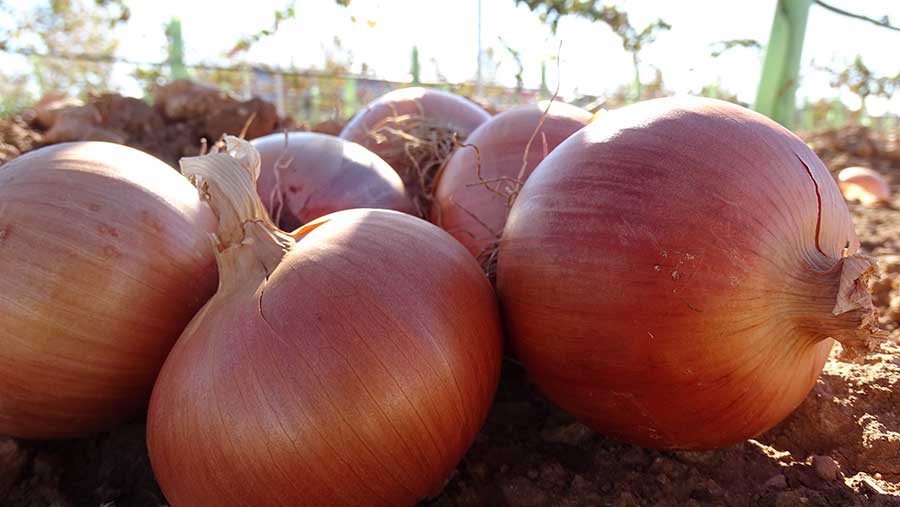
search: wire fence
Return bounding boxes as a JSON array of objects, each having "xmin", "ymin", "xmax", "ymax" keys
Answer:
[
  {"xmin": 2, "ymin": 47, "xmax": 897, "ymax": 132},
  {"xmin": 2, "ymin": 47, "xmax": 558, "ymax": 123}
]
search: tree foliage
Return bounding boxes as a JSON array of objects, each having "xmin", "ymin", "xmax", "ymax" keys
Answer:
[
  {"xmin": 2, "ymin": 0, "xmax": 129, "ymax": 99},
  {"xmin": 516, "ymin": 1, "xmax": 670, "ymax": 55},
  {"xmin": 710, "ymin": 39, "xmax": 761, "ymax": 58},
  {"xmin": 517, "ymin": 0, "xmax": 669, "ymax": 97},
  {"xmin": 228, "ymin": 1, "xmax": 297, "ymax": 57},
  {"xmin": 819, "ymin": 56, "xmax": 900, "ymax": 110}
]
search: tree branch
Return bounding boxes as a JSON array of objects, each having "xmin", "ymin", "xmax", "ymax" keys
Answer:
[{"xmin": 813, "ymin": 0, "xmax": 900, "ymax": 32}]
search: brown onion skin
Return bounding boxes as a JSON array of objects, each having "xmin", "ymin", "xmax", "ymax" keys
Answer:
[
  {"xmin": 431, "ymin": 101, "xmax": 591, "ymax": 257},
  {"xmin": 148, "ymin": 208, "xmax": 503, "ymax": 507},
  {"xmin": 0, "ymin": 142, "xmax": 217, "ymax": 439},
  {"xmin": 498, "ymin": 97, "xmax": 863, "ymax": 450},
  {"xmin": 252, "ymin": 132, "xmax": 415, "ymax": 230},
  {"xmin": 339, "ymin": 87, "xmax": 491, "ymax": 182},
  {"xmin": 837, "ymin": 166, "xmax": 890, "ymax": 205}
]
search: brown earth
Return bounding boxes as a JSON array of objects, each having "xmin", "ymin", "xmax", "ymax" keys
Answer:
[
  {"xmin": 0, "ymin": 101, "xmax": 898, "ymax": 506},
  {"xmin": 1, "ymin": 81, "xmax": 310, "ymax": 169}
]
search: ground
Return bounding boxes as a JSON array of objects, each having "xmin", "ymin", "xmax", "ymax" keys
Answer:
[{"xmin": 0, "ymin": 95, "xmax": 898, "ymax": 506}]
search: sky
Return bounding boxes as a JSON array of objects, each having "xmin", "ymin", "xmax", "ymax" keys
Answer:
[{"xmin": 5, "ymin": 0, "xmax": 900, "ymax": 113}]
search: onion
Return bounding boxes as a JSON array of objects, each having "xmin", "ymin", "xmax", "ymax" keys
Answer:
[
  {"xmin": 252, "ymin": 132, "xmax": 414, "ymax": 231},
  {"xmin": 0, "ymin": 142, "xmax": 217, "ymax": 439},
  {"xmin": 148, "ymin": 137, "xmax": 502, "ymax": 506},
  {"xmin": 339, "ymin": 87, "xmax": 490, "ymax": 214},
  {"xmin": 837, "ymin": 166, "xmax": 890, "ymax": 206},
  {"xmin": 497, "ymin": 97, "xmax": 884, "ymax": 450},
  {"xmin": 431, "ymin": 101, "xmax": 591, "ymax": 260}
]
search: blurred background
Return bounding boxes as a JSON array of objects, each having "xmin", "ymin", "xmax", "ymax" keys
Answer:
[{"xmin": 1, "ymin": 0, "xmax": 898, "ymax": 129}]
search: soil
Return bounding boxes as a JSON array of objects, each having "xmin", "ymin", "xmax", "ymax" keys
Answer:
[
  {"xmin": 0, "ymin": 97, "xmax": 898, "ymax": 506},
  {"xmin": 0, "ymin": 116, "xmax": 43, "ymax": 165},
  {"xmin": 2, "ymin": 81, "xmax": 297, "ymax": 169}
]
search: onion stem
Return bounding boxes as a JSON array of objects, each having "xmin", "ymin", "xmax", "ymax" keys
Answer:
[
  {"xmin": 791, "ymin": 254, "xmax": 886, "ymax": 359},
  {"xmin": 180, "ymin": 136, "xmax": 293, "ymax": 292}
]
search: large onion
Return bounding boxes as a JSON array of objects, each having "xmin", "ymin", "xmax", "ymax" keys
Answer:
[
  {"xmin": 0, "ymin": 142, "xmax": 217, "ymax": 438},
  {"xmin": 148, "ymin": 137, "xmax": 502, "ymax": 506},
  {"xmin": 498, "ymin": 97, "xmax": 883, "ymax": 450},
  {"xmin": 252, "ymin": 132, "xmax": 414, "ymax": 231},
  {"xmin": 340, "ymin": 87, "xmax": 490, "ymax": 214},
  {"xmin": 431, "ymin": 101, "xmax": 591, "ymax": 259},
  {"xmin": 837, "ymin": 166, "xmax": 890, "ymax": 206}
]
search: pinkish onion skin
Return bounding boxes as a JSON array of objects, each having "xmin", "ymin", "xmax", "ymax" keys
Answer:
[
  {"xmin": 252, "ymin": 132, "xmax": 414, "ymax": 231},
  {"xmin": 431, "ymin": 101, "xmax": 591, "ymax": 258},
  {"xmin": 498, "ymin": 97, "xmax": 876, "ymax": 450},
  {"xmin": 339, "ymin": 87, "xmax": 490, "ymax": 183}
]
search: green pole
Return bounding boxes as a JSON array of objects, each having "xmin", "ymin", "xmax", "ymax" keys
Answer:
[
  {"xmin": 753, "ymin": 0, "xmax": 811, "ymax": 127},
  {"xmin": 165, "ymin": 18, "xmax": 189, "ymax": 80},
  {"xmin": 411, "ymin": 46, "xmax": 421, "ymax": 85}
]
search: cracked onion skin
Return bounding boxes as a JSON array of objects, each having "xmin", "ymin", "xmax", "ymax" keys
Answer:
[
  {"xmin": 252, "ymin": 132, "xmax": 414, "ymax": 231},
  {"xmin": 431, "ymin": 101, "xmax": 591, "ymax": 258},
  {"xmin": 0, "ymin": 142, "xmax": 217, "ymax": 439},
  {"xmin": 148, "ymin": 139, "xmax": 502, "ymax": 507},
  {"xmin": 497, "ymin": 97, "xmax": 882, "ymax": 450}
]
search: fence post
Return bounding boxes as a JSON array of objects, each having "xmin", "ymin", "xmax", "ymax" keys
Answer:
[
  {"xmin": 274, "ymin": 73, "xmax": 286, "ymax": 117},
  {"xmin": 539, "ymin": 62, "xmax": 549, "ymax": 99},
  {"xmin": 343, "ymin": 78, "xmax": 358, "ymax": 118},
  {"xmin": 310, "ymin": 81, "xmax": 321, "ymax": 124},
  {"xmin": 241, "ymin": 65, "xmax": 252, "ymax": 100},
  {"xmin": 411, "ymin": 46, "xmax": 421, "ymax": 85}
]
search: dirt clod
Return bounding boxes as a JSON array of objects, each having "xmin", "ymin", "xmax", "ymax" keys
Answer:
[{"xmin": 0, "ymin": 116, "xmax": 43, "ymax": 165}]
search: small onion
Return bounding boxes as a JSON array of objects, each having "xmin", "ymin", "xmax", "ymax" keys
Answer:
[
  {"xmin": 340, "ymin": 87, "xmax": 490, "ymax": 213},
  {"xmin": 431, "ymin": 101, "xmax": 591, "ymax": 259},
  {"xmin": 0, "ymin": 142, "xmax": 217, "ymax": 438},
  {"xmin": 837, "ymin": 166, "xmax": 890, "ymax": 206},
  {"xmin": 148, "ymin": 138, "xmax": 502, "ymax": 506},
  {"xmin": 252, "ymin": 132, "xmax": 414, "ymax": 231},
  {"xmin": 498, "ymin": 97, "xmax": 883, "ymax": 450}
]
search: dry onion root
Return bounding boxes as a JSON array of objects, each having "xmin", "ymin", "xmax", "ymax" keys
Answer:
[
  {"xmin": 340, "ymin": 87, "xmax": 490, "ymax": 217},
  {"xmin": 0, "ymin": 142, "xmax": 218, "ymax": 438},
  {"xmin": 252, "ymin": 131, "xmax": 415, "ymax": 231},
  {"xmin": 431, "ymin": 101, "xmax": 592, "ymax": 268},
  {"xmin": 498, "ymin": 97, "xmax": 886, "ymax": 450},
  {"xmin": 837, "ymin": 166, "xmax": 890, "ymax": 207},
  {"xmin": 148, "ymin": 137, "xmax": 502, "ymax": 506}
]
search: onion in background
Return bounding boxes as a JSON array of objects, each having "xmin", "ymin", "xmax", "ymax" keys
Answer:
[
  {"xmin": 252, "ymin": 132, "xmax": 414, "ymax": 230},
  {"xmin": 431, "ymin": 101, "xmax": 591, "ymax": 261},
  {"xmin": 340, "ymin": 87, "xmax": 490, "ymax": 215},
  {"xmin": 838, "ymin": 166, "xmax": 890, "ymax": 206}
]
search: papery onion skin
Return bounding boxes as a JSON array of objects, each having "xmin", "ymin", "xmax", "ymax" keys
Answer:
[
  {"xmin": 838, "ymin": 166, "xmax": 890, "ymax": 206},
  {"xmin": 148, "ymin": 143, "xmax": 502, "ymax": 507},
  {"xmin": 431, "ymin": 101, "xmax": 591, "ymax": 258},
  {"xmin": 339, "ymin": 87, "xmax": 490, "ymax": 184},
  {"xmin": 0, "ymin": 142, "xmax": 217, "ymax": 439},
  {"xmin": 498, "ymin": 97, "xmax": 876, "ymax": 450},
  {"xmin": 252, "ymin": 132, "xmax": 415, "ymax": 230}
]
